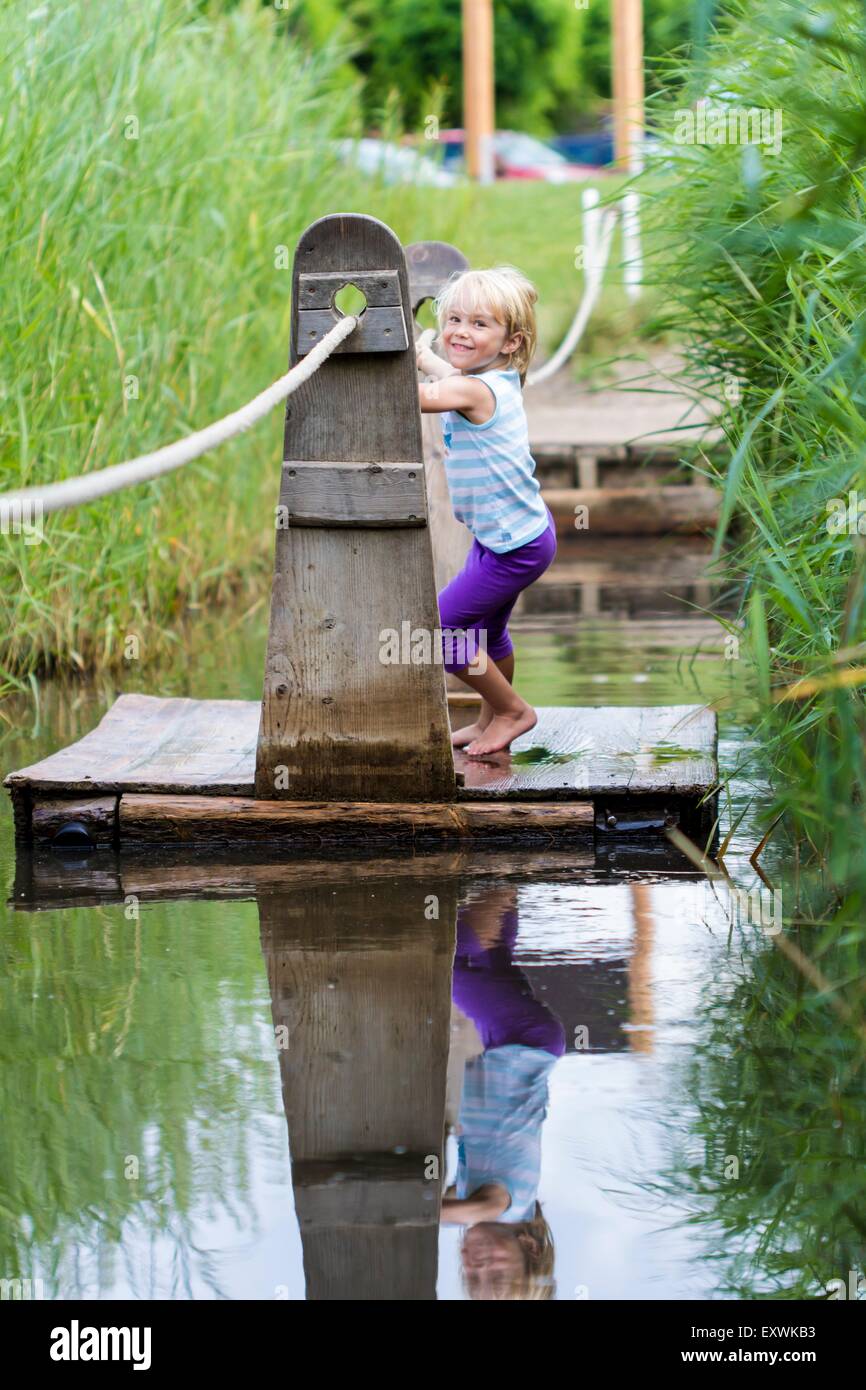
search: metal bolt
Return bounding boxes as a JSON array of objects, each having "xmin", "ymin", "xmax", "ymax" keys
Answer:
[{"xmin": 605, "ymin": 813, "xmax": 617, "ymax": 828}]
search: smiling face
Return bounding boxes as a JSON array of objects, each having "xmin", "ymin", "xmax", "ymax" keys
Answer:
[
  {"xmin": 461, "ymin": 1222, "xmax": 540, "ymax": 1300},
  {"xmin": 441, "ymin": 301, "xmax": 523, "ymax": 375}
]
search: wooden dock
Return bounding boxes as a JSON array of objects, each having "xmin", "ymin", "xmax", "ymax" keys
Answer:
[
  {"xmin": 5, "ymin": 692, "xmax": 718, "ymax": 852},
  {"xmin": 2, "ymin": 217, "xmax": 721, "ymax": 865}
]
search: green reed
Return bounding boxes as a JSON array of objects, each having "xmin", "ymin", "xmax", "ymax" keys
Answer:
[{"xmin": 639, "ymin": 0, "xmax": 866, "ymax": 890}]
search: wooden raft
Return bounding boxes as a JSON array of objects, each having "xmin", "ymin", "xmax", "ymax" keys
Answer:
[{"xmin": 5, "ymin": 692, "xmax": 717, "ymax": 849}]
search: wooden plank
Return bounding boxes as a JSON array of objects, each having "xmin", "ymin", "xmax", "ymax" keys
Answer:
[
  {"xmin": 292, "ymin": 1157, "xmax": 437, "ymax": 1228},
  {"xmin": 258, "ymin": 875, "xmax": 455, "ymax": 1299},
  {"xmin": 544, "ymin": 485, "xmax": 719, "ymax": 535},
  {"xmin": 405, "ymin": 242, "xmax": 474, "ymax": 592},
  {"xmin": 455, "ymin": 704, "xmax": 717, "ymax": 798},
  {"xmin": 31, "ymin": 796, "xmax": 117, "ymax": 848},
  {"xmin": 298, "ymin": 269, "xmax": 401, "ymax": 309},
  {"xmin": 4, "ymin": 694, "xmax": 259, "ymax": 796},
  {"xmin": 257, "ymin": 213, "xmax": 454, "ymax": 802},
  {"xmin": 297, "ymin": 305, "xmax": 408, "ymax": 354},
  {"xmin": 536, "ymin": 540, "xmax": 716, "ymax": 589},
  {"xmin": 6, "ymin": 696, "xmax": 717, "ymax": 806},
  {"xmin": 530, "ymin": 441, "xmax": 725, "ymax": 466},
  {"xmin": 282, "ymin": 462, "xmax": 426, "ymax": 528},
  {"xmin": 118, "ymin": 793, "xmax": 595, "ymax": 846}
]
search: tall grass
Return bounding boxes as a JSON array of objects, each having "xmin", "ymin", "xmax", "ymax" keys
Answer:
[
  {"xmin": 635, "ymin": 0, "xmax": 866, "ymax": 1291},
  {"xmin": 640, "ymin": 0, "xmax": 866, "ymax": 889},
  {"xmin": 0, "ymin": 0, "xmax": 352, "ymax": 681}
]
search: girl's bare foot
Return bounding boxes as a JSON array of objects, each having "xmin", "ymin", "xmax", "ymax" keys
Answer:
[
  {"xmin": 451, "ymin": 706, "xmax": 493, "ymax": 748},
  {"xmin": 465, "ymin": 705, "xmax": 537, "ymax": 756}
]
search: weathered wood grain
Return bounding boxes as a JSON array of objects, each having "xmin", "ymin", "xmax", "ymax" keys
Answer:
[
  {"xmin": 297, "ymin": 305, "xmax": 408, "ymax": 354},
  {"xmin": 6, "ymin": 696, "xmax": 718, "ymax": 813},
  {"xmin": 4, "ymin": 693, "xmax": 259, "ymax": 796},
  {"xmin": 405, "ymin": 240, "xmax": 474, "ymax": 595},
  {"xmin": 282, "ymin": 461, "xmax": 426, "ymax": 528},
  {"xmin": 455, "ymin": 704, "xmax": 717, "ymax": 798},
  {"xmin": 258, "ymin": 875, "xmax": 455, "ymax": 1299},
  {"xmin": 256, "ymin": 213, "xmax": 454, "ymax": 802},
  {"xmin": 118, "ymin": 792, "xmax": 594, "ymax": 846},
  {"xmin": 544, "ymin": 485, "xmax": 719, "ymax": 535},
  {"xmin": 298, "ymin": 269, "xmax": 402, "ymax": 309},
  {"xmin": 31, "ymin": 796, "xmax": 117, "ymax": 848}
]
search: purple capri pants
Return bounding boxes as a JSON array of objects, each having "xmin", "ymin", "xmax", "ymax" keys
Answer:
[
  {"xmin": 452, "ymin": 905, "xmax": 566, "ymax": 1057},
  {"xmin": 437, "ymin": 510, "xmax": 557, "ymax": 674}
]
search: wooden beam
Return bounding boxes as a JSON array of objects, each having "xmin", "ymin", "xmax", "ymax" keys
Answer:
[
  {"xmin": 118, "ymin": 793, "xmax": 595, "ymax": 847},
  {"xmin": 544, "ymin": 485, "xmax": 719, "ymax": 535},
  {"xmin": 31, "ymin": 796, "xmax": 118, "ymax": 849},
  {"xmin": 281, "ymin": 462, "xmax": 426, "ymax": 528}
]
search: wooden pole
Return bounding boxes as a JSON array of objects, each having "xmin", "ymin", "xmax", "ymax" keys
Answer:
[
  {"xmin": 405, "ymin": 240, "xmax": 473, "ymax": 593},
  {"xmin": 611, "ymin": 0, "xmax": 645, "ymax": 172},
  {"xmin": 255, "ymin": 214, "xmax": 455, "ymax": 803},
  {"xmin": 462, "ymin": 0, "xmax": 495, "ymax": 183}
]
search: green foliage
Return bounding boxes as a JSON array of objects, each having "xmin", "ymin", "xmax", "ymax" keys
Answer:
[
  {"xmin": 640, "ymin": 0, "xmax": 866, "ymax": 887},
  {"xmin": 275, "ymin": 0, "xmax": 695, "ymax": 135}
]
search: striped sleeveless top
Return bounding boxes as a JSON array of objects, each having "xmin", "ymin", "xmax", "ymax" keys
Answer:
[{"xmin": 441, "ymin": 368, "xmax": 549, "ymax": 553}]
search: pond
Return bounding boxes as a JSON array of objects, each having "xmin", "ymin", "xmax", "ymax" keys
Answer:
[{"xmin": 2, "ymin": 532, "xmax": 836, "ymax": 1302}]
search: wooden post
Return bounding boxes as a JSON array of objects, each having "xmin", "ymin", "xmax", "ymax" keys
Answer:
[
  {"xmin": 611, "ymin": 0, "xmax": 645, "ymax": 172},
  {"xmin": 462, "ymin": 0, "xmax": 495, "ymax": 183},
  {"xmin": 258, "ymin": 874, "xmax": 456, "ymax": 1300},
  {"xmin": 405, "ymin": 240, "xmax": 473, "ymax": 594},
  {"xmin": 255, "ymin": 215, "xmax": 456, "ymax": 803}
]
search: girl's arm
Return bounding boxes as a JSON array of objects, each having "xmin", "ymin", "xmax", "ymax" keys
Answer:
[
  {"xmin": 416, "ymin": 342, "xmax": 459, "ymax": 381},
  {"xmin": 440, "ymin": 1183, "xmax": 511, "ymax": 1225},
  {"xmin": 418, "ymin": 373, "xmax": 496, "ymax": 421}
]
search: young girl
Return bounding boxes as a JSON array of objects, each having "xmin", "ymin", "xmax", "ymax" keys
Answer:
[{"xmin": 416, "ymin": 266, "xmax": 556, "ymax": 757}]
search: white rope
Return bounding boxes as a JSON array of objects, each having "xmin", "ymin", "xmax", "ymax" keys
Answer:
[
  {"xmin": 0, "ymin": 315, "xmax": 359, "ymax": 517},
  {"xmin": 526, "ymin": 201, "xmax": 619, "ymax": 387}
]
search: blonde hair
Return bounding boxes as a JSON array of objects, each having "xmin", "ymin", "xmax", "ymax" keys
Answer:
[
  {"xmin": 461, "ymin": 1206, "xmax": 557, "ymax": 1301},
  {"xmin": 433, "ymin": 266, "xmax": 538, "ymax": 385}
]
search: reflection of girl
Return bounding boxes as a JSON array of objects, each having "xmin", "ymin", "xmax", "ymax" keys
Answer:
[{"xmin": 441, "ymin": 887, "xmax": 565, "ymax": 1300}]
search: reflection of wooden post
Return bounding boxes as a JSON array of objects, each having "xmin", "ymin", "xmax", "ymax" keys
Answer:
[
  {"xmin": 612, "ymin": 0, "xmax": 644, "ymax": 172},
  {"xmin": 258, "ymin": 875, "xmax": 456, "ymax": 1300},
  {"xmin": 627, "ymin": 883, "xmax": 654, "ymax": 1053},
  {"xmin": 255, "ymin": 213, "xmax": 455, "ymax": 803},
  {"xmin": 463, "ymin": 0, "xmax": 495, "ymax": 183}
]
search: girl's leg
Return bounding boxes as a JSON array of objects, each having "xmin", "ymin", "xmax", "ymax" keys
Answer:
[
  {"xmin": 451, "ymin": 644, "xmax": 515, "ymax": 747},
  {"xmin": 454, "ymin": 654, "xmax": 537, "ymax": 756},
  {"xmin": 439, "ymin": 521, "xmax": 555, "ymax": 755}
]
